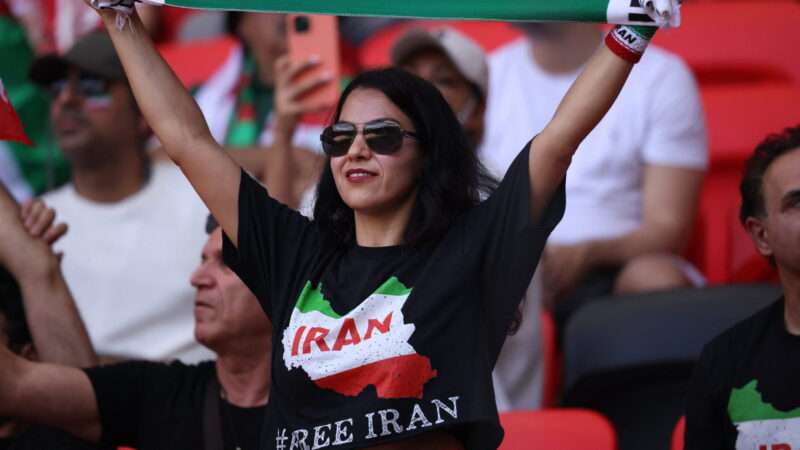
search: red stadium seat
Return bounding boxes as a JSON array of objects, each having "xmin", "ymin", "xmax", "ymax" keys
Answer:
[
  {"xmin": 653, "ymin": 0, "xmax": 800, "ymax": 87},
  {"xmin": 499, "ymin": 409, "xmax": 617, "ymax": 450},
  {"xmin": 358, "ymin": 20, "xmax": 522, "ymax": 69},
  {"xmin": 158, "ymin": 36, "xmax": 239, "ymax": 88},
  {"xmin": 671, "ymin": 416, "xmax": 685, "ymax": 450}
]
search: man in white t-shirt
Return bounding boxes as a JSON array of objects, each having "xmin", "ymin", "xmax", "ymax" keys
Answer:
[
  {"xmin": 29, "ymin": 31, "xmax": 212, "ymax": 362},
  {"xmin": 482, "ymin": 23, "xmax": 707, "ymax": 328}
]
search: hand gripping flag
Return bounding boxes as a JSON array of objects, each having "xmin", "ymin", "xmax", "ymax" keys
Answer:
[
  {"xmin": 94, "ymin": 0, "xmax": 681, "ymax": 27},
  {"xmin": 0, "ymin": 79, "xmax": 32, "ymax": 146}
]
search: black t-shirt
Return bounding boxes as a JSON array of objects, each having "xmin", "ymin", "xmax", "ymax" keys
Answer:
[
  {"xmin": 223, "ymin": 145, "xmax": 565, "ymax": 450},
  {"xmin": 84, "ymin": 360, "xmax": 265, "ymax": 450},
  {"xmin": 685, "ymin": 298, "xmax": 800, "ymax": 450}
]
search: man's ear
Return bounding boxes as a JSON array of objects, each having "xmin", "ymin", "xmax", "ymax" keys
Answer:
[{"xmin": 744, "ymin": 216, "xmax": 773, "ymax": 258}]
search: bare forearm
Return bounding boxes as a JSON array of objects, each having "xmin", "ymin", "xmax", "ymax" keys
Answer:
[
  {"xmin": 4, "ymin": 356, "xmax": 101, "ymax": 442},
  {"xmin": 262, "ymin": 135, "xmax": 299, "ymax": 207},
  {"xmin": 99, "ymin": 9, "xmax": 243, "ymax": 244},
  {"xmin": 586, "ymin": 225, "xmax": 689, "ymax": 269},
  {"xmin": 18, "ymin": 267, "xmax": 97, "ymax": 367},
  {"xmin": 541, "ymin": 46, "xmax": 633, "ymax": 152},
  {"xmin": 529, "ymin": 45, "xmax": 634, "ymax": 221}
]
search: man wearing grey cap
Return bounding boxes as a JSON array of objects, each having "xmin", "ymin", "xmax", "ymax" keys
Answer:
[
  {"xmin": 29, "ymin": 30, "xmax": 213, "ymax": 364},
  {"xmin": 391, "ymin": 27, "xmax": 488, "ymax": 151},
  {"xmin": 391, "ymin": 27, "xmax": 547, "ymax": 413}
]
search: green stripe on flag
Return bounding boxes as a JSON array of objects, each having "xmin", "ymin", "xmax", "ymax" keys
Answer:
[
  {"xmin": 728, "ymin": 380, "xmax": 800, "ymax": 423},
  {"xmin": 374, "ymin": 277, "xmax": 412, "ymax": 297},
  {"xmin": 294, "ymin": 277, "xmax": 411, "ymax": 319},
  {"xmin": 144, "ymin": 0, "xmax": 658, "ymax": 25},
  {"xmin": 296, "ymin": 282, "xmax": 342, "ymax": 319}
]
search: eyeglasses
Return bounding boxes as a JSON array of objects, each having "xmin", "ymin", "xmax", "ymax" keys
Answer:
[
  {"xmin": 47, "ymin": 74, "xmax": 110, "ymax": 99},
  {"xmin": 320, "ymin": 119, "xmax": 419, "ymax": 157}
]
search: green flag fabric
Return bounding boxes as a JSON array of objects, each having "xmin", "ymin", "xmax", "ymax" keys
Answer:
[{"xmin": 140, "ymin": 0, "xmax": 660, "ymax": 25}]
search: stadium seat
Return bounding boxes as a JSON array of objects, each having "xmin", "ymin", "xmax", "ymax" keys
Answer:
[
  {"xmin": 499, "ymin": 409, "xmax": 617, "ymax": 450},
  {"xmin": 561, "ymin": 284, "xmax": 780, "ymax": 450},
  {"xmin": 159, "ymin": 36, "xmax": 239, "ymax": 88},
  {"xmin": 653, "ymin": 0, "xmax": 800, "ymax": 87},
  {"xmin": 672, "ymin": 416, "xmax": 686, "ymax": 450}
]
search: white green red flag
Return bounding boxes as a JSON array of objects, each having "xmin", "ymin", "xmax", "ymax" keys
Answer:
[
  {"xmin": 0, "ymin": 78, "xmax": 32, "ymax": 146},
  {"xmin": 282, "ymin": 277, "xmax": 437, "ymax": 399},
  {"xmin": 137, "ymin": 0, "xmax": 678, "ymax": 26}
]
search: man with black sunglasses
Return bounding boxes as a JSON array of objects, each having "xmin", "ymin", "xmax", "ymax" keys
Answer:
[{"xmin": 28, "ymin": 30, "xmax": 213, "ymax": 364}]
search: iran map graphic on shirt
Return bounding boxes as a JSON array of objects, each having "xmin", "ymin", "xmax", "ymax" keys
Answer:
[
  {"xmin": 728, "ymin": 380, "xmax": 800, "ymax": 449},
  {"xmin": 281, "ymin": 277, "xmax": 437, "ymax": 399}
]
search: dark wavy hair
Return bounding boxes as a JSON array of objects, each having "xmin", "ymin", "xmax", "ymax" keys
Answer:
[
  {"xmin": 740, "ymin": 125, "xmax": 800, "ymax": 225},
  {"xmin": 312, "ymin": 68, "xmax": 497, "ymax": 249}
]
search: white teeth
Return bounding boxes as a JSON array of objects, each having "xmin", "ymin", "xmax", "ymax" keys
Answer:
[{"xmin": 347, "ymin": 171, "xmax": 373, "ymax": 179}]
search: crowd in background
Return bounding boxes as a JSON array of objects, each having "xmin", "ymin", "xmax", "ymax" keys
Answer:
[{"xmin": 0, "ymin": 1, "xmax": 798, "ymax": 449}]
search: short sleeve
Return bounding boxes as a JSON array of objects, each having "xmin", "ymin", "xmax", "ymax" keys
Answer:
[
  {"xmin": 642, "ymin": 54, "xmax": 708, "ymax": 170},
  {"xmin": 83, "ymin": 361, "xmax": 164, "ymax": 447},
  {"xmin": 472, "ymin": 143, "xmax": 565, "ymax": 360},
  {"xmin": 684, "ymin": 342, "xmax": 728, "ymax": 450},
  {"xmin": 222, "ymin": 170, "xmax": 318, "ymax": 320}
]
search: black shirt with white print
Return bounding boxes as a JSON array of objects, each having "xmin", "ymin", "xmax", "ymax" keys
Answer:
[
  {"xmin": 223, "ymin": 144, "xmax": 565, "ymax": 450},
  {"xmin": 685, "ymin": 298, "xmax": 800, "ymax": 450}
]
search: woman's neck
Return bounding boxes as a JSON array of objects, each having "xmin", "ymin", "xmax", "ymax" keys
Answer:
[{"xmin": 353, "ymin": 194, "xmax": 416, "ymax": 247}]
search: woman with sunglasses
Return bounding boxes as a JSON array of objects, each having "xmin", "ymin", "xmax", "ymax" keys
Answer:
[{"xmin": 52, "ymin": 3, "xmax": 665, "ymax": 450}]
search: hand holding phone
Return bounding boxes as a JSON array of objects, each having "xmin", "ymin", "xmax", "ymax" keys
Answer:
[
  {"xmin": 286, "ymin": 14, "xmax": 341, "ymax": 108},
  {"xmin": 272, "ymin": 55, "xmax": 333, "ymax": 140}
]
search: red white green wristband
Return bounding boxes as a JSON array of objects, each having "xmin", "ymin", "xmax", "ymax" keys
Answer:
[{"xmin": 605, "ymin": 25, "xmax": 658, "ymax": 64}]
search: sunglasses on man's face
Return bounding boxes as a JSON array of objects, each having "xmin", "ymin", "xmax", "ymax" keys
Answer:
[
  {"xmin": 47, "ymin": 74, "xmax": 110, "ymax": 99},
  {"xmin": 320, "ymin": 119, "xmax": 419, "ymax": 157}
]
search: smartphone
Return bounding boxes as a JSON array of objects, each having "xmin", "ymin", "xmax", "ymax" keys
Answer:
[{"xmin": 286, "ymin": 14, "xmax": 341, "ymax": 108}]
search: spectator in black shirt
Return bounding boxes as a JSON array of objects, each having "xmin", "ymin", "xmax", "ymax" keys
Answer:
[
  {"xmin": 685, "ymin": 126, "xmax": 800, "ymax": 448},
  {"xmin": 0, "ymin": 215, "xmax": 272, "ymax": 450}
]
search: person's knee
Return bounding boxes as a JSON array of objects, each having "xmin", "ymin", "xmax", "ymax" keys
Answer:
[{"xmin": 613, "ymin": 254, "xmax": 691, "ymax": 295}]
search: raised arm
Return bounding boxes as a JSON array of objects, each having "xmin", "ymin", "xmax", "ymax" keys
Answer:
[
  {"xmin": 0, "ymin": 185, "xmax": 96, "ymax": 367},
  {"xmin": 0, "ymin": 346, "xmax": 101, "ymax": 442},
  {"xmin": 90, "ymin": 6, "xmax": 242, "ymax": 244},
  {"xmin": 528, "ymin": 26, "xmax": 656, "ymax": 221}
]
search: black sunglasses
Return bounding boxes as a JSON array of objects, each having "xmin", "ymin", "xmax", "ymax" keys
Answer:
[
  {"xmin": 47, "ymin": 74, "xmax": 110, "ymax": 99},
  {"xmin": 320, "ymin": 119, "xmax": 419, "ymax": 157}
]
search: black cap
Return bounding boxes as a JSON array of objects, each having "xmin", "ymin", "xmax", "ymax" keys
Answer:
[{"xmin": 29, "ymin": 31, "xmax": 126, "ymax": 86}]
